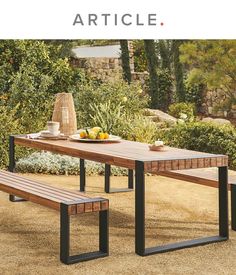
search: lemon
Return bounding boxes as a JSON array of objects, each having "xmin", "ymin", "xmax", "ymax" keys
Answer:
[
  {"xmin": 92, "ymin": 127, "xmax": 101, "ymax": 134},
  {"xmin": 97, "ymin": 132, "xmax": 105, "ymax": 140},
  {"xmin": 79, "ymin": 130, "xmax": 87, "ymax": 139},
  {"xmin": 104, "ymin": 133, "xmax": 109, "ymax": 139},
  {"xmin": 88, "ymin": 130, "xmax": 97, "ymax": 139}
]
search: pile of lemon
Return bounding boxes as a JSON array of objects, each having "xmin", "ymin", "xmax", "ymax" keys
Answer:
[{"xmin": 79, "ymin": 127, "xmax": 110, "ymax": 140}]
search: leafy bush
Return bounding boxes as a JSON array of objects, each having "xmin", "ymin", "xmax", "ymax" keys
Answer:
[
  {"xmin": 0, "ymin": 40, "xmax": 83, "ymax": 133},
  {"xmin": 0, "ymin": 105, "xmax": 35, "ymax": 168},
  {"xmin": 89, "ymin": 100, "xmax": 159, "ymax": 143},
  {"xmin": 73, "ymin": 80, "xmax": 149, "ymax": 128},
  {"xmin": 156, "ymin": 69, "xmax": 173, "ymax": 111},
  {"xmin": 185, "ymin": 80, "xmax": 204, "ymax": 111},
  {"xmin": 157, "ymin": 122, "xmax": 236, "ymax": 170},
  {"xmin": 124, "ymin": 116, "xmax": 158, "ymax": 143},
  {"xmin": 133, "ymin": 40, "xmax": 147, "ymax": 72},
  {"xmin": 0, "ymin": 106, "xmax": 19, "ymax": 168},
  {"xmin": 168, "ymin": 102, "xmax": 196, "ymax": 122},
  {"xmin": 16, "ymin": 152, "xmax": 128, "ymax": 176}
]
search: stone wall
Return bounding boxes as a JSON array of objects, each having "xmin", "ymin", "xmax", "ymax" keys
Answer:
[
  {"xmin": 71, "ymin": 57, "xmax": 123, "ymax": 82},
  {"xmin": 201, "ymin": 89, "xmax": 232, "ymax": 117},
  {"xmin": 70, "ymin": 56, "xmax": 149, "ymax": 88},
  {"xmin": 131, "ymin": 71, "xmax": 149, "ymax": 92}
]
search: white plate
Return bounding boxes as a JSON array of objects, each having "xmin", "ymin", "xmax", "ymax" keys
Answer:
[
  {"xmin": 40, "ymin": 130, "xmax": 61, "ymax": 138},
  {"xmin": 70, "ymin": 134, "xmax": 121, "ymax": 142}
]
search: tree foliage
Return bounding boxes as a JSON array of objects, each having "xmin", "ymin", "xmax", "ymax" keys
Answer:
[
  {"xmin": 172, "ymin": 40, "xmax": 186, "ymax": 102},
  {"xmin": 120, "ymin": 40, "xmax": 132, "ymax": 83},
  {"xmin": 144, "ymin": 40, "xmax": 160, "ymax": 108},
  {"xmin": 133, "ymin": 40, "xmax": 147, "ymax": 72},
  {"xmin": 0, "ymin": 40, "xmax": 82, "ymax": 133},
  {"xmin": 158, "ymin": 40, "xmax": 172, "ymax": 70},
  {"xmin": 180, "ymin": 40, "xmax": 236, "ymax": 95}
]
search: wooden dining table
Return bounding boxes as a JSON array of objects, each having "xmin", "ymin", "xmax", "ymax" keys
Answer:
[{"xmin": 9, "ymin": 135, "xmax": 229, "ymax": 256}]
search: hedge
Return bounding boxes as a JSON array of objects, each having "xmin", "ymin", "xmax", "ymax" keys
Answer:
[{"xmin": 157, "ymin": 121, "xmax": 236, "ymax": 170}]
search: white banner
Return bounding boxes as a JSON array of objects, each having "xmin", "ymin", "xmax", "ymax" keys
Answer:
[{"xmin": 0, "ymin": 0, "xmax": 235, "ymax": 39}]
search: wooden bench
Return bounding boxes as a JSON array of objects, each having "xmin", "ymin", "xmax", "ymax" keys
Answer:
[
  {"xmin": 0, "ymin": 170, "xmax": 109, "ymax": 264},
  {"xmin": 159, "ymin": 168, "xmax": 236, "ymax": 231}
]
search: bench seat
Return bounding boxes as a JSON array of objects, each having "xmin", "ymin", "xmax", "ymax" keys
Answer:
[
  {"xmin": 159, "ymin": 168, "xmax": 236, "ymax": 231},
  {"xmin": 0, "ymin": 170, "xmax": 109, "ymax": 264}
]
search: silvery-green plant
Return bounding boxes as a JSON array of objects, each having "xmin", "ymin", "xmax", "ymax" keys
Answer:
[
  {"xmin": 89, "ymin": 100, "xmax": 124, "ymax": 133},
  {"xmin": 16, "ymin": 152, "xmax": 128, "ymax": 176}
]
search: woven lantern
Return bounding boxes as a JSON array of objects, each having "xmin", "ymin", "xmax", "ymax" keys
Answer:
[{"xmin": 52, "ymin": 93, "xmax": 77, "ymax": 136}]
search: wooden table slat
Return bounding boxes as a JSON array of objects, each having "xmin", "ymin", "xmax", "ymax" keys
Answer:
[{"xmin": 14, "ymin": 137, "xmax": 228, "ymax": 172}]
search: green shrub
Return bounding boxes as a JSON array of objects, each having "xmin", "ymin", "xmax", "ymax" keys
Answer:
[
  {"xmin": 156, "ymin": 69, "xmax": 173, "ymax": 111},
  {"xmin": 0, "ymin": 106, "xmax": 22, "ymax": 168},
  {"xmin": 0, "ymin": 40, "xmax": 83, "ymax": 134},
  {"xmin": 0, "ymin": 105, "xmax": 36, "ymax": 169},
  {"xmin": 168, "ymin": 102, "xmax": 196, "ymax": 122},
  {"xmin": 124, "ymin": 116, "xmax": 158, "ymax": 143},
  {"xmin": 185, "ymin": 81, "xmax": 204, "ymax": 111},
  {"xmin": 89, "ymin": 100, "xmax": 124, "ymax": 134},
  {"xmin": 157, "ymin": 122, "xmax": 236, "ymax": 170},
  {"xmin": 73, "ymin": 80, "xmax": 149, "ymax": 128},
  {"xmin": 16, "ymin": 152, "xmax": 128, "ymax": 176}
]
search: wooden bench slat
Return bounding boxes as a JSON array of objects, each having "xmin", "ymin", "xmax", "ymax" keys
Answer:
[
  {"xmin": 0, "ymin": 173, "xmax": 86, "ymax": 201},
  {"xmin": 0, "ymin": 183, "xmax": 61, "ymax": 210},
  {"xmin": 0, "ymin": 181, "xmax": 75, "ymax": 203},
  {"xmin": 159, "ymin": 168, "xmax": 236, "ymax": 189},
  {"xmin": 0, "ymin": 171, "xmax": 89, "ymax": 199},
  {"xmin": 0, "ymin": 171, "xmax": 108, "ymax": 215}
]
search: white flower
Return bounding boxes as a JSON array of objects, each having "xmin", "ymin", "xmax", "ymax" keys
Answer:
[
  {"xmin": 122, "ymin": 96, "xmax": 128, "ymax": 102},
  {"xmin": 180, "ymin": 113, "xmax": 188, "ymax": 120},
  {"xmin": 178, "ymin": 118, "xmax": 185, "ymax": 124}
]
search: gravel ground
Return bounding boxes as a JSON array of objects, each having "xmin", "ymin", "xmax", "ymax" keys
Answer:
[{"xmin": 0, "ymin": 174, "xmax": 235, "ymax": 275}]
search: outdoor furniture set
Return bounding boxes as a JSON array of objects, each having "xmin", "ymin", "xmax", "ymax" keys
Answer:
[{"xmin": 0, "ymin": 134, "xmax": 232, "ymax": 264}]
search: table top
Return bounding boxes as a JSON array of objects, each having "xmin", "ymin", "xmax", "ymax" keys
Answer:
[{"xmin": 14, "ymin": 136, "xmax": 228, "ymax": 173}]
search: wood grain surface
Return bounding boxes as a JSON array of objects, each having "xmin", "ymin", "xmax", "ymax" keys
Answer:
[
  {"xmin": 0, "ymin": 170, "xmax": 108, "ymax": 215},
  {"xmin": 15, "ymin": 136, "xmax": 228, "ymax": 172}
]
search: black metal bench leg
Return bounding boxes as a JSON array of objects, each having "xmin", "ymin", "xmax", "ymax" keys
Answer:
[
  {"xmin": 60, "ymin": 203, "xmax": 108, "ymax": 265},
  {"xmin": 8, "ymin": 135, "xmax": 26, "ymax": 202},
  {"xmin": 80, "ymin": 159, "xmax": 86, "ymax": 192},
  {"xmin": 104, "ymin": 164, "xmax": 111, "ymax": 193},
  {"xmin": 231, "ymin": 184, "xmax": 236, "ymax": 231},
  {"xmin": 134, "ymin": 162, "xmax": 228, "ymax": 256},
  {"xmin": 104, "ymin": 165, "xmax": 133, "ymax": 193},
  {"xmin": 99, "ymin": 210, "xmax": 109, "ymax": 254}
]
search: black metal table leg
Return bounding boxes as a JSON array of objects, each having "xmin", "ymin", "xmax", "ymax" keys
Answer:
[
  {"xmin": 9, "ymin": 135, "xmax": 15, "ymax": 173},
  {"xmin": 8, "ymin": 135, "xmax": 26, "ymax": 202},
  {"xmin": 218, "ymin": 166, "xmax": 229, "ymax": 238},
  {"xmin": 80, "ymin": 159, "xmax": 86, "ymax": 192},
  {"xmin": 128, "ymin": 169, "xmax": 134, "ymax": 189},
  {"xmin": 135, "ymin": 161, "xmax": 145, "ymax": 255},
  {"xmin": 231, "ymin": 184, "xmax": 236, "ymax": 231},
  {"xmin": 134, "ymin": 161, "xmax": 229, "ymax": 256},
  {"xmin": 60, "ymin": 203, "xmax": 108, "ymax": 264},
  {"xmin": 104, "ymin": 165, "xmax": 133, "ymax": 193}
]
